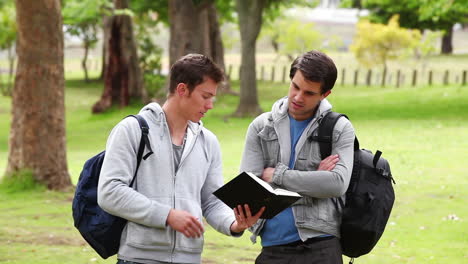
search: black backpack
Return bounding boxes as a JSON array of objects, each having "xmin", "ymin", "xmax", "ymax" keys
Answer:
[
  {"xmin": 72, "ymin": 115, "xmax": 153, "ymax": 259},
  {"xmin": 316, "ymin": 112, "xmax": 395, "ymax": 262}
]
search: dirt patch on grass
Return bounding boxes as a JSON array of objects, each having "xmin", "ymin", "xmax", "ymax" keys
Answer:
[
  {"xmin": 1, "ymin": 229, "xmax": 86, "ymax": 247},
  {"xmin": 200, "ymin": 259, "xmax": 217, "ymax": 264}
]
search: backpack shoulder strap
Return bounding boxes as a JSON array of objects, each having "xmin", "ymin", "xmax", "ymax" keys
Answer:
[
  {"xmin": 131, "ymin": 115, "xmax": 154, "ymax": 160},
  {"xmin": 317, "ymin": 112, "xmax": 361, "ymax": 159},
  {"xmin": 317, "ymin": 112, "xmax": 346, "ymax": 159},
  {"xmin": 127, "ymin": 115, "xmax": 154, "ymax": 187}
]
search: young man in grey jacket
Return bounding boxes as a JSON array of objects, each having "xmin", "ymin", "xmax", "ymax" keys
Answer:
[
  {"xmin": 240, "ymin": 50, "xmax": 355, "ymax": 264},
  {"xmin": 98, "ymin": 54, "xmax": 263, "ymax": 264}
]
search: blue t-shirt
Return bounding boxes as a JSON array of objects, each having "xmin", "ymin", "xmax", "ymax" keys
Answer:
[{"xmin": 260, "ymin": 115, "xmax": 313, "ymax": 247}]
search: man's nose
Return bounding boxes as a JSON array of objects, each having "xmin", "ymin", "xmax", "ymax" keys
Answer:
[
  {"xmin": 206, "ymin": 99, "xmax": 214, "ymax": 110},
  {"xmin": 294, "ymin": 92, "xmax": 304, "ymax": 102}
]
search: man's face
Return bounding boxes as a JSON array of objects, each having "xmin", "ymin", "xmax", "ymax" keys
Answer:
[
  {"xmin": 287, "ymin": 70, "xmax": 330, "ymax": 121},
  {"xmin": 181, "ymin": 77, "xmax": 217, "ymax": 123}
]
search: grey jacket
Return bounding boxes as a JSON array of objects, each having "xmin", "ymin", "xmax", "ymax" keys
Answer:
[
  {"xmin": 98, "ymin": 103, "xmax": 237, "ymax": 264},
  {"xmin": 240, "ymin": 97, "xmax": 355, "ymax": 243}
]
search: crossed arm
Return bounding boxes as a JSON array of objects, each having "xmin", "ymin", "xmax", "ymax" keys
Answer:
[{"xmin": 261, "ymin": 154, "xmax": 339, "ymax": 183}]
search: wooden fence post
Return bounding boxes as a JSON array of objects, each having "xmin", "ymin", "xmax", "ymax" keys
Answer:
[
  {"xmin": 341, "ymin": 68, "xmax": 346, "ymax": 86},
  {"xmin": 381, "ymin": 67, "xmax": 387, "ymax": 87},
  {"xmin": 354, "ymin": 70, "xmax": 359, "ymax": 86},
  {"xmin": 366, "ymin": 69, "xmax": 372, "ymax": 86},
  {"xmin": 463, "ymin": 70, "xmax": 467, "ymax": 86},
  {"xmin": 428, "ymin": 70, "xmax": 433, "ymax": 86},
  {"xmin": 260, "ymin": 65, "xmax": 264, "ymax": 81},
  {"xmin": 412, "ymin": 69, "xmax": 417, "ymax": 87},
  {"xmin": 443, "ymin": 70, "xmax": 449, "ymax": 85},
  {"xmin": 396, "ymin": 70, "xmax": 401, "ymax": 88}
]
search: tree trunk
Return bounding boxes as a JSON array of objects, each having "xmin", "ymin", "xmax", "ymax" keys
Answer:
[
  {"xmin": 168, "ymin": 0, "xmax": 204, "ymax": 67},
  {"xmin": 82, "ymin": 41, "xmax": 90, "ymax": 82},
  {"xmin": 100, "ymin": 15, "xmax": 112, "ymax": 81},
  {"xmin": 7, "ymin": 0, "xmax": 71, "ymax": 190},
  {"xmin": 441, "ymin": 25, "xmax": 453, "ymax": 55},
  {"xmin": 92, "ymin": 0, "xmax": 145, "ymax": 113},
  {"xmin": 166, "ymin": 1, "xmax": 234, "ymax": 96},
  {"xmin": 234, "ymin": 0, "xmax": 264, "ymax": 117},
  {"xmin": 204, "ymin": 3, "xmax": 236, "ymax": 95}
]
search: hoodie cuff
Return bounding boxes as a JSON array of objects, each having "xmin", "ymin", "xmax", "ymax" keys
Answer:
[
  {"xmin": 229, "ymin": 220, "xmax": 245, "ymax": 237},
  {"xmin": 152, "ymin": 203, "xmax": 172, "ymax": 228},
  {"xmin": 272, "ymin": 163, "xmax": 288, "ymax": 187}
]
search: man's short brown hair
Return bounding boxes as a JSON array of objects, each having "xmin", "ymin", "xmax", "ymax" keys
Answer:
[{"xmin": 169, "ymin": 54, "xmax": 224, "ymax": 95}]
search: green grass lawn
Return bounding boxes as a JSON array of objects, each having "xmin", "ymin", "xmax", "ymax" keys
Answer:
[{"xmin": 0, "ymin": 76, "xmax": 467, "ymax": 263}]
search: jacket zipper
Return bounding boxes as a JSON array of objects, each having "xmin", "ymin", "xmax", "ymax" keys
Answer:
[
  {"xmin": 163, "ymin": 122, "xmax": 177, "ymax": 261},
  {"xmin": 167, "ymin": 125, "xmax": 200, "ymax": 260}
]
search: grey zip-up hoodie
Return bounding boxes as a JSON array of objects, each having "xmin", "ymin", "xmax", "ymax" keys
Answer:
[
  {"xmin": 240, "ymin": 97, "xmax": 355, "ymax": 243},
  {"xmin": 98, "ymin": 103, "xmax": 237, "ymax": 264}
]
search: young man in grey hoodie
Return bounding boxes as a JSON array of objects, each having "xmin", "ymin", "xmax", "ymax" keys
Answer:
[
  {"xmin": 240, "ymin": 50, "xmax": 355, "ymax": 264},
  {"xmin": 98, "ymin": 54, "xmax": 264, "ymax": 264}
]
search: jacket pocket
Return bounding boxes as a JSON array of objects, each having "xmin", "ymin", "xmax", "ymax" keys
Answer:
[
  {"xmin": 174, "ymin": 198, "xmax": 204, "ymax": 253},
  {"xmin": 258, "ymin": 126, "xmax": 280, "ymax": 164},
  {"xmin": 294, "ymin": 158, "xmax": 318, "ymax": 171},
  {"xmin": 296, "ymin": 196, "xmax": 334, "ymax": 223},
  {"xmin": 296, "ymin": 139, "xmax": 321, "ymax": 170},
  {"xmin": 126, "ymin": 222, "xmax": 171, "ymax": 249},
  {"xmin": 175, "ymin": 231, "xmax": 204, "ymax": 253}
]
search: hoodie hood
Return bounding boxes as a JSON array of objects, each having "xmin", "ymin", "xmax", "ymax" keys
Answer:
[
  {"xmin": 138, "ymin": 102, "xmax": 203, "ymax": 135},
  {"xmin": 271, "ymin": 96, "xmax": 333, "ymax": 121}
]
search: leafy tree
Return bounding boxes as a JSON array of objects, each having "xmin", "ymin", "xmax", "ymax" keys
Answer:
[
  {"xmin": 261, "ymin": 17, "xmax": 325, "ymax": 61},
  {"xmin": 415, "ymin": 30, "xmax": 442, "ymax": 72},
  {"xmin": 345, "ymin": 0, "xmax": 468, "ymax": 54},
  {"xmin": 0, "ymin": 1, "xmax": 16, "ymax": 96},
  {"xmin": 7, "ymin": 0, "xmax": 71, "ymax": 190},
  {"xmin": 350, "ymin": 15, "xmax": 421, "ymax": 68},
  {"xmin": 133, "ymin": 11, "xmax": 164, "ymax": 99},
  {"xmin": 418, "ymin": 0, "xmax": 468, "ymax": 53},
  {"xmin": 62, "ymin": 0, "xmax": 112, "ymax": 82}
]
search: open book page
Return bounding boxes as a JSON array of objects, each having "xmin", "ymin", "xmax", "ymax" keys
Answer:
[
  {"xmin": 246, "ymin": 172, "xmax": 301, "ymax": 197},
  {"xmin": 273, "ymin": 188, "xmax": 301, "ymax": 197},
  {"xmin": 245, "ymin": 172, "xmax": 275, "ymax": 192}
]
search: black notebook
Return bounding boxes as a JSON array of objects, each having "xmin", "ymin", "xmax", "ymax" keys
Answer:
[{"xmin": 213, "ymin": 171, "xmax": 302, "ymax": 219}]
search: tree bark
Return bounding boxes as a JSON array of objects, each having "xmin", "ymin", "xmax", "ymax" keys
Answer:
[
  {"xmin": 7, "ymin": 0, "xmax": 71, "ymax": 190},
  {"xmin": 92, "ymin": 0, "xmax": 145, "ymax": 113},
  {"xmin": 82, "ymin": 40, "xmax": 90, "ymax": 82},
  {"xmin": 441, "ymin": 25, "xmax": 453, "ymax": 55},
  {"xmin": 166, "ymin": 1, "xmax": 235, "ymax": 94},
  {"xmin": 234, "ymin": 0, "xmax": 264, "ymax": 117},
  {"xmin": 168, "ymin": 0, "xmax": 203, "ymax": 67},
  {"xmin": 100, "ymin": 15, "xmax": 112, "ymax": 81},
  {"xmin": 204, "ymin": 3, "xmax": 235, "ymax": 95}
]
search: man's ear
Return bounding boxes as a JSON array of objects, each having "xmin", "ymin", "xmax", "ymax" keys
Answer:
[
  {"xmin": 322, "ymin": 90, "xmax": 332, "ymax": 99},
  {"xmin": 176, "ymin": 83, "xmax": 187, "ymax": 97}
]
